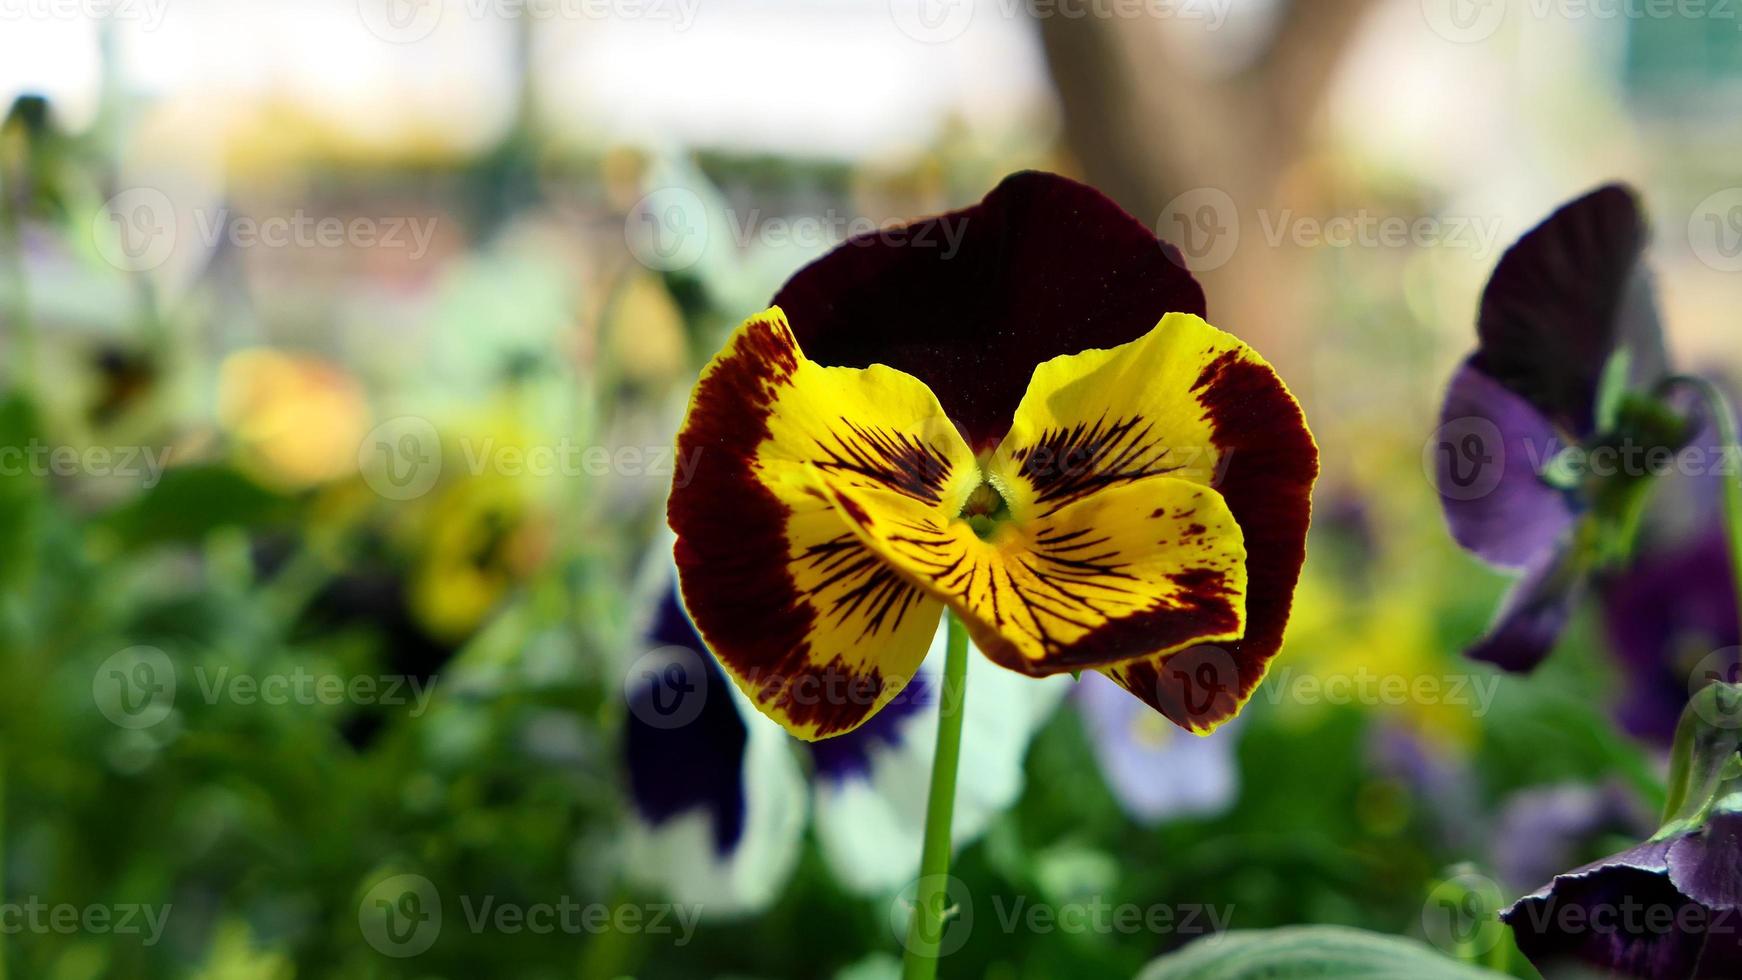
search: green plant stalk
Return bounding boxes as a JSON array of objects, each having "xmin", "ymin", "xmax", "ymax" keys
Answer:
[
  {"xmin": 0, "ymin": 194, "xmax": 35, "ymax": 400},
  {"xmin": 1, "ymin": 744, "xmax": 8, "ymax": 980},
  {"xmin": 901, "ymin": 613, "xmax": 969, "ymax": 980}
]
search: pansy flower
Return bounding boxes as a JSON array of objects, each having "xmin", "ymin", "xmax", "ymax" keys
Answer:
[
  {"xmin": 621, "ymin": 574, "xmax": 1066, "ymax": 908},
  {"xmin": 667, "ymin": 172, "xmax": 1318, "ymax": 739},
  {"xmin": 1502, "ymin": 684, "xmax": 1742, "ymax": 978},
  {"xmin": 1075, "ymin": 670, "xmax": 1241, "ymax": 823},
  {"xmin": 1434, "ymin": 184, "xmax": 1689, "ymax": 672}
]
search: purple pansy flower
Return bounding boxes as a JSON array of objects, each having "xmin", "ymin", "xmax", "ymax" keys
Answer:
[
  {"xmin": 1435, "ymin": 184, "xmax": 1685, "ymax": 673},
  {"xmin": 1492, "ymin": 782, "xmax": 1653, "ymax": 893},
  {"xmin": 1505, "ymin": 819, "xmax": 1742, "ymax": 979},
  {"xmin": 1603, "ymin": 530, "xmax": 1741, "ymax": 747},
  {"xmin": 1599, "ymin": 394, "xmax": 1741, "ymax": 746},
  {"xmin": 1503, "ymin": 684, "xmax": 1742, "ymax": 978},
  {"xmin": 1076, "ymin": 671, "xmax": 1240, "ymax": 824}
]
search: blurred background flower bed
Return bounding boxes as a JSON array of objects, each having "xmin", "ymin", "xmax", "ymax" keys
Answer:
[{"xmin": 3, "ymin": 1, "xmax": 1742, "ymax": 977}]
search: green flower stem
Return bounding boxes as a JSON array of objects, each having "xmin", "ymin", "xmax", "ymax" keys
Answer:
[
  {"xmin": 901, "ymin": 612, "xmax": 969, "ymax": 980},
  {"xmin": 0, "ymin": 192, "xmax": 34, "ymax": 400},
  {"xmin": 1663, "ymin": 376, "xmax": 1742, "ymax": 632}
]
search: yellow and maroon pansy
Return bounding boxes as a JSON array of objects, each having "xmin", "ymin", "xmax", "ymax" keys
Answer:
[{"xmin": 668, "ymin": 172, "xmax": 1318, "ymax": 740}]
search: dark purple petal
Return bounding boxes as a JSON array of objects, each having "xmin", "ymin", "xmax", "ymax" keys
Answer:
[
  {"xmin": 1601, "ymin": 531, "xmax": 1740, "ymax": 746},
  {"xmin": 1436, "ymin": 361, "xmax": 1579, "ymax": 569},
  {"xmin": 1506, "ymin": 862, "xmax": 1705, "ymax": 979},
  {"xmin": 1467, "ymin": 541, "xmax": 1585, "ymax": 672},
  {"xmin": 1668, "ymin": 811, "xmax": 1742, "ymax": 911},
  {"xmin": 806, "ymin": 673, "xmax": 931, "ymax": 783},
  {"xmin": 773, "ymin": 171, "xmax": 1206, "ymax": 451},
  {"xmin": 624, "ymin": 586, "xmax": 749, "ymax": 856},
  {"xmin": 1476, "ymin": 183, "xmax": 1665, "ymax": 437}
]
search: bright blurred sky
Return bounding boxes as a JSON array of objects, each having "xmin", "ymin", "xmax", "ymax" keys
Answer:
[{"xmin": 0, "ymin": 0, "xmax": 1065, "ymax": 159}]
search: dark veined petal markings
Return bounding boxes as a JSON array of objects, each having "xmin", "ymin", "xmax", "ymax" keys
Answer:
[
  {"xmin": 798, "ymin": 532, "xmax": 927, "ymax": 642},
  {"xmin": 811, "ymin": 419, "xmax": 956, "ymax": 503},
  {"xmin": 1011, "ymin": 413, "xmax": 1185, "ymax": 515}
]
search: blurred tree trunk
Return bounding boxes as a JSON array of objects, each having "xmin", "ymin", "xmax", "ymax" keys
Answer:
[{"xmin": 1038, "ymin": 0, "xmax": 1377, "ymax": 360}]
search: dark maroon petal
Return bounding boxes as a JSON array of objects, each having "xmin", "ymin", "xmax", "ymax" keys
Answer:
[
  {"xmin": 1669, "ymin": 811, "xmax": 1742, "ymax": 911},
  {"xmin": 624, "ymin": 586, "xmax": 749, "ymax": 856},
  {"xmin": 1436, "ymin": 361, "xmax": 1579, "ymax": 570},
  {"xmin": 1601, "ymin": 531, "xmax": 1740, "ymax": 746},
  {"xmin": 1467, "ymin": 542, "xmax": 1584, "ymax": 672},
  {"xmin": 773, "ymin": 171, "xmax": 1205, "ymax": 451},
  {"xmin": 1476, "ymin": 183, "xmax": 1665, "ymax": 436}
]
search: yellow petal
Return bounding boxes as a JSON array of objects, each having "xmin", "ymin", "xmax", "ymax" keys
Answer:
[
  {"xmin": 988, "ymin": 311, "xmax": 1315, "ymax": 733},
  {"xmin": 811, "ymin": 469, "xmax": 1247, "ymax": 676},
  {"xmin": 669, "ymin": 308, "xmax": 978, "ymax": 740}
]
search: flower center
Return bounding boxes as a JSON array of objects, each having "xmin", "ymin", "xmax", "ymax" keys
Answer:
[{"xmin": 958, "ymin": 480, "xmax": 1011, "ymax": 541}]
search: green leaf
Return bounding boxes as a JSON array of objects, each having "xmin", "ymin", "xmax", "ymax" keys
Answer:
[
  {"xmin": 1137, "ymin": 926, "xmax": 1509, "ymax": 980},
  {"xmin": 95, "ymin": 464, "xmax": 291, "ymax": 548},
  {"xmin": 1594, "ymin": 346, "xmax": 1632, "ymax": 434}
]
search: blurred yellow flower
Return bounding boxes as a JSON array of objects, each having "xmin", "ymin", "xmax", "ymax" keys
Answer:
[
  {"xmin": 409, "ymin": 474, "xmax": 552, "ymax": 642},
  {"xmin": 217, "ymin": 349, "xmax": 370, "ymax": 490},
  {"xmin": 1285, "ymin": 546, "xmax": 1478, "ymax": 751}
]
